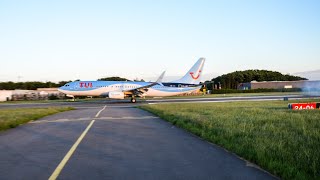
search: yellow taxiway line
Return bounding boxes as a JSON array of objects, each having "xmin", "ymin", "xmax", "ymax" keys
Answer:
[{"xmin": 48, "ymin": 106, "xmax": 106, "ymax": 180}]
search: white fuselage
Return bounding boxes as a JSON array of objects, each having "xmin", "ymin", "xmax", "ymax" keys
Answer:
[{"xmin": 58, "ymin": 81, "xmax": 201, "ymax": 97}]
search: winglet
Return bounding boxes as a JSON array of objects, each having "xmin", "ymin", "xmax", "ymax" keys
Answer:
[
  {"xmin": 156, "ymin": 71, "xmax": 166, "ymax": 83},
  {"xmin": 123, "ymin": 71, "xmax": 166, "ymax": 93}
]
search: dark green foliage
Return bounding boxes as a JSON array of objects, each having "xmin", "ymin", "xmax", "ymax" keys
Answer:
[
  {"xmin": 212, "ymin": 70, "xmax": 307, "ymax": 89},
  {"xmin": 134, "ymin": 79, "xmax": 145, "ymax": 82},
  {"xmin": 97, "ymin": 76, "xmax": 130, "ymax": 81}
]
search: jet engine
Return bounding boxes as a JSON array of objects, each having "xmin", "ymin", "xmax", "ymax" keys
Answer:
[{"xmin": 108, "ymin": 91, "xmax": 125, "ymax": 99}]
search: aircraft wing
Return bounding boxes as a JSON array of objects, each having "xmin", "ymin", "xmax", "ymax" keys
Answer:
[{"xmin": 123, "ymin": 71, "xmax": 166, "ymax": 96}]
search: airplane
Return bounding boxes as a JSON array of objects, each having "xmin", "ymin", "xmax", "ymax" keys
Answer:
[{"xmin": 58, "ymin": 58, "xmax": 205, "ymax": 103}]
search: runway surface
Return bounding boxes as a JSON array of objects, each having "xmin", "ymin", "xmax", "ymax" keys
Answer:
[
  {"xmin": 0, "ymin": 96, "xmax": 282, "ymax": 180},
  {"xmin": 0, "ymin": 94, "xmax": 318, "ymax": 179},
  {"xmin": 0, "ymin": 94, "xmax": 317, "ymax": 109},
  {"xmin": 5, "ymin": 95, "xmax": 316, "ymax": 179},
  {"xmin": 5, "ymin": 95, "xmax": 318, "ymax": 179},
  {"xmin": 0, "ymin": 104, "xmax": 277, "ymax": 179}
]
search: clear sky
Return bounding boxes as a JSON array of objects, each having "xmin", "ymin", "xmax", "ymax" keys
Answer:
[{"xmin": 0, "ymin": 0, "xmax": 319, "ymax": 82}]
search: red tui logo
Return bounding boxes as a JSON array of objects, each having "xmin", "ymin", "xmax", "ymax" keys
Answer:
[
  {"xmin": 79, "ymin": 82, "xmax": 93, "ymax": 88},
  {"xmin": 190, "ymin": 70, "xmax": 201, "ymax": 80}
]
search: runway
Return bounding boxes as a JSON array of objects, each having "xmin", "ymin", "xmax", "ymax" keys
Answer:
[
  {"xmin": 0, "ymin": 94, "xmax": 317, "ymax": 109},
  {"xmin": 0, "ymin": 97, "xmax": 279, "ymax": 179}
]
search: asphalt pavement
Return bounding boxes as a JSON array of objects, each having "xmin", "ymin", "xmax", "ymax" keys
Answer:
[
  {"xmin": 0, "ymin": 94, "xmax": 317, "ymax": 109},
  {"xmin": 0, "ymin": 101, "xmax": 277, "ymax": 179}
]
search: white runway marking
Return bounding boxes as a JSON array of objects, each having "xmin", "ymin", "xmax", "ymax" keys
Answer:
[
  {"xmin": 73, "ymin": 107, "xmax": 104, "ymax": 109},
  {"xmin": 30, "ymin": 117, "xmax": 92, "ymax": 124},
  {"xmin": 30, "ymin": 116, "xmax": 159, "ymax": 124}
]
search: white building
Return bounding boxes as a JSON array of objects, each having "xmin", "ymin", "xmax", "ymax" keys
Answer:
[
  {"xmin": 0, "ymin": 90, "xmax": 13, "ymax": 101},
  {"xmin": 0, "ymin": 88, "xmax": 64, "ymax": 101}
]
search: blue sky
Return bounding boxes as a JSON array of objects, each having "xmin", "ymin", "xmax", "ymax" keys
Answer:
[{"xmin": 0, "ymin": 0, "xmax": 319, "ymax": 82}]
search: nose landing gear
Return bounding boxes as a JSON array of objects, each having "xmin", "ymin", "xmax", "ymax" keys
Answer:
[{"xmin": 130, "ymin": 97, "xmax": 136, "ymax": 103}]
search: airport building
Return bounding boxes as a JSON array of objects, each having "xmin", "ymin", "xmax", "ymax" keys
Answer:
[
  {"xmin": 0, "ymin": 88, "xmax": 64, "ymax": 102},
  {"xmin": 238, "ymin": 80, "xmax": 320, "ymax": 90},
  {"xmin": 0, "ymin": 90, "xmax": 13, "ymax": 101}
]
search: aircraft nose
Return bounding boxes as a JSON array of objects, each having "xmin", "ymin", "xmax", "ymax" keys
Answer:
[{"xmin": 58, "ymin": 87, "xmax": 64, "ymax": 92}]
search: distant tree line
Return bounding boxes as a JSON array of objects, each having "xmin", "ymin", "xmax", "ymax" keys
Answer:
[
  {"xmin": 98, "ymin": 77, "xmax": 130, "ymax": 81},
  {"xmin": 0, "ymin": 76, "xmax": 146, "ymax": 90},
  {"xmin": 98, "ymin": 76, "xmax": 145, "ymax": 82},
  {"xmin": 210, "ymin": 70, "xmax": 307, "ymax": 89}
]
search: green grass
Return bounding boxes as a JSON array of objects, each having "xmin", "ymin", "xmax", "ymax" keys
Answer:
[
  {"xmin": 144, "ymin": 91, "xmax": 303, "ymax": 100},
  {"xmin": 0, "ymin": 107, "xmax": 74, "ymax": 131},
  {"xmin": 140, "ymin": 99, "xmax": 320, "ymax": 180}
]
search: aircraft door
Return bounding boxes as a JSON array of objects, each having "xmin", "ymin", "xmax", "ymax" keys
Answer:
[{"xmin": 73, "ymin": 82, "xmax": 79, "ymax": 90}]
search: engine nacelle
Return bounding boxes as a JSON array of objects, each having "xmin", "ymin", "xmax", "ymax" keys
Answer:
[{"xmin": 108, "ymin": 91, "xmax": 125, "ymax": 99}]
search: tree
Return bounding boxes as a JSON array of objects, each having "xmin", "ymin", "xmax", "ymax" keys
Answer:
[
  {"xmin": 98, "ymin": 77, "xmax": 130, "ymax": 81},
  {"xmin": 58, "ymin": 81, "xmax": 72, "ymax": 87},
  {"xmin": 133, "ymin": 78, "xmax": 145, "ymax": 82}
]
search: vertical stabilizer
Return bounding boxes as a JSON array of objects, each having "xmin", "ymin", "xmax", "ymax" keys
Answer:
[{"xmin": 171, "ymin": 58, "xmax": 205, "ymax": 84}]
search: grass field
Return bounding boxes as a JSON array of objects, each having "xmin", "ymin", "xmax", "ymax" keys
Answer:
[
  {"xmin": 152, "ymin": 91, "xmax": 303, "ymax": 99},
  {"xmin": 140, "ymin": 99, "xmax": 320, "ymax": 180},
  {"xmin": 0, "ymin": 107, "xmax": 74, "ymax": 131}
]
